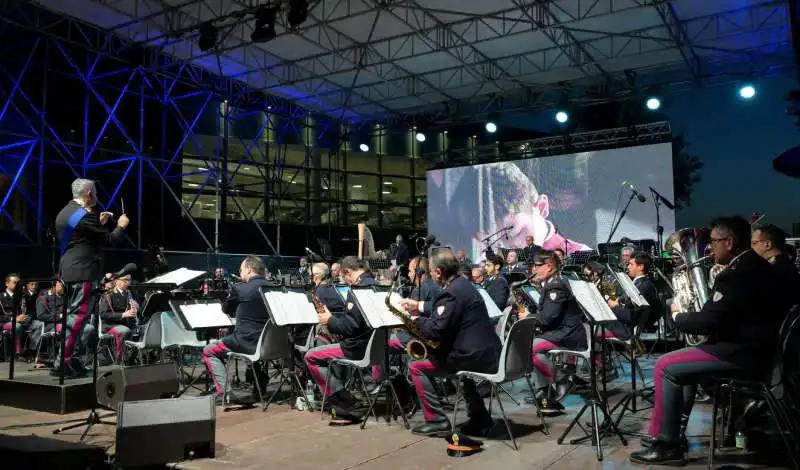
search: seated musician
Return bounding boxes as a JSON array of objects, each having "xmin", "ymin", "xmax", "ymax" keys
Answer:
[
  {"xmin": 751, "ymin": 224, "xmax": 800, "ymax": 312},
  {"xmin": 401, "ymin": 250, "xmax": 499, "ymax": 437},
  {"xmin": 304, "ymin": 256, "xmax": 375, "ymax": 419},
  {"xmin": 330, "ymin": 263, "xmax": 342, "ymax": 283},
  {"xmin": 502, "ymin": 250, "xmax": 525, "ymax": 274},
  {"xmin": 21, "ymin": 281, "xmax": 39, "ymax": 323},
  {"xmin": 630, "ymin": 216, "xmax": 784, "ymax": 465},
  {"xmin": 483, "ymin": 254, "xmax": 510, "ymax": 310},
  {"xmin": 520, "ymin": 251, "xmax": 586, "ymax": 414},
  {"xmin": 1, "ymin": 273, "xmax": 27, "ymax": 358},
  {"xmin": 396, "ymin": 257, "xmax": 444, "ymax": 349},
  {"xmin": 310, "ymin": 262, "xmax": 345, "ymax": 346},
  {"xmin": 31, "ymin": 280, "xmax": 66, "ymax": 367},
  {"xmin": 471, "ymin": 265, "xmax": 485, "ymax": 285},
  {"xmin": 605, "ymin": 253, "xmax": 660, "ymax": 341},
  {"xmin": 201, "ymin": 255, "xmax": 270, "ymax": 406},
  {"xmin": 98, "ymin": 274, "xmax": 138, "ymax": 362}
]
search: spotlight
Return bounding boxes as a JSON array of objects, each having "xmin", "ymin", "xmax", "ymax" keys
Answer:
[
  {"xmin": 645, "ymin": 97, "xmax": 661, "ymax": 110},
  {"xmin": 359, "ymin": 143, "xmax": 369, "ymax": 152},
  {"xmin": 251, "ymin": 6, "xmax": 277, "ymax": 43},
  {"xmin": 415, "ymin": 132, "xmax": 426, "ymax": 142},
  {"xmin": 485, "ymin": 122, "xmax": 497, "ymax": 133},
  {"xmin": 287, "ymin": 0, "xmax": 308, "ymax": 28},
  {"xmin": 198, "ymin": 22, "xmax": 217, "ymax": 52},
  {"xmin": 555, "ymin": 111, "xmax": 569, "ymax": 124},
  {"xmin": 739, "ymin": 84, "xmax": 756, "ymax": 99}
]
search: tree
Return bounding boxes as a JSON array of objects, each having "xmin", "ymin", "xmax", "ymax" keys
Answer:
[{"xmin": 671, "ymin": 133, "xmax": 703, "ymax": 210}]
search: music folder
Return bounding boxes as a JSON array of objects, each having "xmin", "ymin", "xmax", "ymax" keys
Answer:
[
  {"xmin": 147, "ymin": 268, "xmax": 206, "ymax": 287},
  {"xmin": 349, "ymin": 287, "xmax": 403, "ymax": 329},
  {"xmin": 170, "ymin": 300, "xmax": 233, "ymax": 330},
  {"xmin": 566, "ymin": 279, "xmax": 618, "ymax": 324},
  {"xmin": 473, "ymin": 285, "xmax": 504, "ymax": 318},
  {"xmin": 614, "ymin": 272, "xmax": 649, "ymax": 307},
  {"xmin": 521, "ymin": 285, "xmax": 541, "ymax": 305},
  {"xmin": 260, "ymin": 287, "xmax": 318, "ymax": 326}
]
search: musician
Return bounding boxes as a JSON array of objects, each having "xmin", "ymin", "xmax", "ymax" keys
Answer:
[
  {"xmin": 519, "ymin": 251, "xmax": 586, "ymax": 414},
  {"xmin": 502, "ymin": 251, "xmax": 525, "ymax": 274},
  {"xmin": 98, "ymin": 274, "xmax": 137, "ymax": 363},
  {"xmin": 398, "ymin": 257, "xmax": 444, "ymax": 317},
  {"xmin": 401, "ymin": 250, "xmax": 499, "ymax": 436},
  {"xmin": 201, "ymin": 255, "xmax": 269, "ymax": 406},
  {"xmin": 455, "ymin": 249, "xmax": 470, "ymax": 265},
  {"xmin": 297, "ymin": 257, "xmax": 310, "ymax": 283},
  {"xmin": 310, "ymin": 263, "xmax": 345, "ymax": 346},
  {"xmin": 471, "ymin": 265, "xmax": 485, "ymax": 285},
  {"xmin": 751, "ymin": 224, "xmax": 800, "ymax": 312},
  {"xmin": 630, "ymin": 216, "xmax": 783, "ymax": 465},
  {"xmin": 620, "ymin": 245, "xmax": 635, "ymax": 268},
  {"xmin": 54, "ymin": 178, "xmax": 129, "ymax": 377},
  {"xmin": 33, "ymin": 280, "xmax": 65, "ymax": 365},
  {"xmin": 606, "ymin": 254, "xmax": 660, "ymax": 340},
  {"xmin": 330, "ymin": 263, "xmax": 342, "ymax": 283},
  {"xmin": 553, "ymin": 248, "xmax": 565, "ymax": 263},
  {"xmin": 483, "ymin": 254, "xmax": 510, "ymax": 310},
  {"xmin": 391, "ymin": 235, "xmax": 410, "ymax": 269},
  {"xmin": 21, "ymin": 281, "xmax": 38, "ymax": 319},
  {"xmin": 304, "ymin": 256, "xmax": 375, "ymax": 417},
  {"xmin": 1, "ymin": 273, "xmax": 26, "ymax": 357},
  {"xmin": 521, "ymin": 235, "xmax": 542, "ymax": 263}
]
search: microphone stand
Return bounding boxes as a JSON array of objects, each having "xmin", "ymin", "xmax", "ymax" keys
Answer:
[{"xmin": 605, "ymin": 192, "xmax": 637, "ymax": 245}]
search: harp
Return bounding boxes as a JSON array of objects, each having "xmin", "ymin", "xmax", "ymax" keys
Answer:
[{"xmin": 357, "ymin": 223, "xmax": 376, "ymax": 260}]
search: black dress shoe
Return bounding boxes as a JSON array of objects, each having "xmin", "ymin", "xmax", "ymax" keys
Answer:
[
  {"xmin": 411, "ymin": 421, "xmax": 451, "ymax": 437},
  {"xmin": 629, "ymin": 441, "xmax": 686, "ymax": 466},
  {"xmin": 639, "ymin": 435, "xmax": 689, "ymax": 452}
]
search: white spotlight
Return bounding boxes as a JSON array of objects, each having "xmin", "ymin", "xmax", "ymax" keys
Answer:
[
  {"xmin": 359, "ymin": 143, "xmax": 369, "ymax": 152},
  {"xmin": 485, "ymin": 122, "xmax": 497, "ymax": 133},
  {"xmin": 555, "ymin": 111, "xmax": 569, "ymax": 124},
  {"xmin": 646, "ymin": 97, "xmax": 661, "ymax": 110},
  {"xmin": 415, "ymin": 132, "xmax": 426, "ymax": 142},
  {"xmin": 739, "ymin": 85, "xmax": 756, "ymax": 99}
]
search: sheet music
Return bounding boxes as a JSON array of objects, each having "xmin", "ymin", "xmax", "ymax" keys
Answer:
[
  {"xmin": 522, "ymin": 285, "xmax": 541, "ymax": 304},
  {"xmin": 567, "ymin": 280, "xmax": 618, "ymax": 323},
  {"xmin": 263, "ymin": 291, "xmax": 318, "ymax": 326},
  {"xmin": 177, "ymin": 303, "xmax": 233, "ymax": 329},
  {"xmin": 147, "ymin": 268, "xmax": 206, "ymax": 287},
  {"xmin": 350, "ymin": 289, "xmax": 403, "ymax": 328},
  {"xmin": 615, "ymin": 272, "xmax": 649, "ymax": 307},
  {"xmin": 475, "ymin": 286, "xmax": 503, "ymax": 318}
]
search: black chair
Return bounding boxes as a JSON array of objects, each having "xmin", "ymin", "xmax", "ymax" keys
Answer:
[{"xmin": 707, "ymin": 305, "xmax": 800, "ymax": 469}]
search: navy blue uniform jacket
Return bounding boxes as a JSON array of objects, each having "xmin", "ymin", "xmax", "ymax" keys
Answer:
[
  {"xmin": 414, "ymin": 275, "xmax": 501, "ymax": 373},
  {"xmin": 410, "ymin": 276, "xmax": 444, "ymax": 317},
  {"xmin": 537, "ymin": 275, "xmax": 586, "ymax": 350},
  {"xmin": 485, "ymin": 275, "xmax": 510, "ymax": 310},
  {"xmin": 222, "ymin": 276, "xmax": 270, "ymax": 354},
  {"xmin": 56, "ymin": 201, "xmax": 125, "ymax": 283},
  {"xmin": 328, "ymin": 274, "xmax": 375, "ymax": 360},
  {"xmin": 607, "ymin": 276, "xmax": 659, "ymax": 340}
]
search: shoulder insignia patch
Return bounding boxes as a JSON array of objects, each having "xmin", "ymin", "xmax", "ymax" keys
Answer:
[
  {"xmin": 437, "ymin": 305, "xmax": 446, "ymax": 316},
  {"xmin": 712, "ymin": 291, "xmax": 723, "ymax": 302},
  {"xmin": 346, "ymin": 302, "xmax": 354, "ymax": 311},
  {"xmin": 549, "ymin": 291, "xmax": 557, "ymax": 301}
]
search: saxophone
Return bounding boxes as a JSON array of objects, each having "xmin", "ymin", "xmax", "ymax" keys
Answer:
[
  {"xmin": 510, "ymin": 273, "xmax": 537, "ymax": 318},
  {"xmin": 669, "ymin": 228, "xmax": 712, "ymax": 346},
  {"xmin": 384, "ymin": 283, "xmax": 440, "ymax": 360},
  {"xmin": 311, "ymin": 291, "xmax": 340, "ymax": 344}
]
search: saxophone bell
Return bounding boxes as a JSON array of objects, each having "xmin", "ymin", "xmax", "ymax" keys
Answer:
[{"xmin": 406, "ymin": 339, "xmax": 428, "ymax": 361}]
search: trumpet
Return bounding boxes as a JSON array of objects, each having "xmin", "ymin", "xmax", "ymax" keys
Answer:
[{"xmin": 384, "ymin": 283, "xmax": 439, "ymax": 360}]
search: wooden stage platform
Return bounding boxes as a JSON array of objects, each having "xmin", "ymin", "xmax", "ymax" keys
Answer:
[{"xmin": 0, "ymin": 363, "xmax": 112, "ymax": 414}]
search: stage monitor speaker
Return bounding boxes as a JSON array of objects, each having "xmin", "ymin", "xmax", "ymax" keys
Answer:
[
  {"xmin": 96, "ymin": 363, "xmax": 178, "ymax": 410},
  {"xmin": 116, "ymin": 395, "xmax": 215, "ymax": 467}
]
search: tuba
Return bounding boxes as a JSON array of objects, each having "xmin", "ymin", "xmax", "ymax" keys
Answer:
[
  {"xmin": 669, "ymin": 228, "xmax": 712, "ymax": 346},
  {"xmin": 384, "ymin": 282, "xmax": 439, "ymax": 360}
]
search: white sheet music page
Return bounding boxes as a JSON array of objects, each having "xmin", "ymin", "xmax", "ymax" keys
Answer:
[
  {"xmin": 567, "ymin": 280, "xmax": 618, "ymax": 323},
  {"xmin": 179, "ymin": 303, "xmax": 233, "ymax": 329},
  {"xmin": 263, "ymin": 291, "xmax": 287, "ymax": 325},
  {"xmin": 476, "ymin": 287, "xmax": 503, "ymax": 318},
  {"xmin": 615, "ymin": 272, "xmax": 649, "ymax": 307},
  {"xmin": 284, "ymin": 291, "xmax": 319, "ymax": 325},
  {"xmin": 147, "ymin": 268, "xmax": 206, "ymax": 287},
  {"xmin": 351, "ymin": 289, "xmax": 402, "ymax": 328}
]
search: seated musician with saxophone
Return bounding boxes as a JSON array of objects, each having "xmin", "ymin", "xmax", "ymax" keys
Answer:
[
  {"xmin": 309, "ymin": 262, "xmax": 345, "ymax": 346},
  {"xmin": 399, "ymin": 250, "xmax": 499, "ymax": 437},
  {"xmin": 630, "ymin": 216, "xmax": 783, "ymax": 465},
  {"xmin": 605, "ymin": 253, "xmax": 660, "ymax": 340},
  {"xmin": 397, "ymin": 256, "xmax": 444, "ymax": 318},
  {"xmin": 304, "ymin": 256, "xmax": 375, "ymax": 421},
  {"xmin": 98, "ymin": 274, "xmax": 137, "ymax": 363},
  {"xmin": 519, "ymin": 251, "xmax": 585, "ymax": 415}
]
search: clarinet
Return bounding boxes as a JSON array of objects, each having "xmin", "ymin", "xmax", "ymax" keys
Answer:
[{"xmin": 128, "ymin": 293, "xmax": 139, "ymax": 330}]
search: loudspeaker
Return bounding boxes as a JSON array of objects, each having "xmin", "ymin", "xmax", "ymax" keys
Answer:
[
  {"xmin": 116, "ymin": 396, "xmax": 216, "ymax": 467},
  {"xmin": 0, "ymin": 435, "xmax": 107, "ymax": 470},
  {"xmin": 96, "ymin": 363, "xmax": 178, "ymax": 410}
]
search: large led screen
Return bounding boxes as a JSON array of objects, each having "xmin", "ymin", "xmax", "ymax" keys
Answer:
[{"xmin": 426, "ymin": 143, "xmax": 676, "ymax": 261}]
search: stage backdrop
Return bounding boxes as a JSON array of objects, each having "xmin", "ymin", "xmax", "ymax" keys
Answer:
[{"xmin": 426, "ymin": 143, "xmax": 676, "ymax": 261}]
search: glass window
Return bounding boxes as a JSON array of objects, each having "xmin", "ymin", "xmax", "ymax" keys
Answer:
[
  {"xmin": 228, "ymin": 163, "xmax": 265, "ymax": 195},
  {"xmin": 346, "ymin": 151, "xmax": 379, "ymax": 174},
  {"xmin": 315, "ymin": 202, "xmax": 344, "ymax": 225},
  {"xmin": 381, "ymin": 177, "xmax": 411, "ymax": 205},
  {"xmin": 272, "ymin": 199, "xmax": 306, "ymax": 224},
  {"xmin": 413, "ymin": 207, "xmax": 427, "ymax": 229},
  {"xmin": 382, "ymin": 206, "xmax": 412, "ymax": 228},
  {"xmin": 273, "ymin": 166, "xmax": 306, "ymax": 199},
  {"xmin": 226, "ymin": 196, "xmax": 265, "ymax": 221},
  {"xmin": 348, "ymin": 203, "xmax": 380, "ymax": 226},
  {"xmin": 182, "ymin": 158, "xmax": 215, "ymax": 191},
  {"xmin": 347, "ymin": 174, "xmax": 379, "ymax": 201},
  {"xmin": 381, "ymin": 155, "xmax": 410, "ymax": 176},
  {"xmin": 414, "ymin": 178, "xmax": 426, "ymax": 203},
  {"xmin": 182, "ymin": 193, "xmax": 218, "ymax": 219},
  {"xmin": 308, "ymin": 169, "xmax": 344, "ymax": 200},
  {"xmin": 282, "ymin": 146, "xmax": 309, "ymax": 167},
  {"xmin": 182, "ymin": 135, "xmax": 217, "ymax": 158}
]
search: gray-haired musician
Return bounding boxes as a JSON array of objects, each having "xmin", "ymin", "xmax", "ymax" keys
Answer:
[
  {"xmin": 310, "ymin": 262, "xmax": 345, "ymax": 346},
  {"xmin": 630, "ymin": 216, "xmax": 784, "ymax": 465},
  {"xmin": 751, "ymin": 224, "xmax": 800, "ymax": 312},
  {"xmin": 201, "ymin": 255, "xmax": 269, "ymax": 406},
  {"xmin": 98, "ymin": 274, "xmax": 137, "ymax": 363}
]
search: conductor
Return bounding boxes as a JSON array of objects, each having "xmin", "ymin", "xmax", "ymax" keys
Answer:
[{"xmin": 54, "ymin": 178, "xmax": 129, "ymax": 377}]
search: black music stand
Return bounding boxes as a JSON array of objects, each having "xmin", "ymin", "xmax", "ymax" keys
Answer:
[
  {"xmin": 556, "ymin": 279, "xmax": 628, "ymax": 461},
  {"xmin": 259, "ymin": 285, "xmax": 318, "ymax": 410},
  {"xmin": 349, "ymin": 286, "xmax": 410, "ymax": 429}
]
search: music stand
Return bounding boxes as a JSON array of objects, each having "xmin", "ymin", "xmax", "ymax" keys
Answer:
[
  {"xmin": 146, "ymin": 268, "xmax": 206, "ymax": 286},
  {"xmin": 349, "ymin": 287, "xmax": 410, "ymax": 429},
  {"xmin": 556, "ymin": 279, "xmax": 628, "ymax": 461},
  {"xmin": 473, "ymin": 285, "xmax": 505, "ymax": 320},
  {"xmin": 169, "ymin": 300, "xmax": 233, "ymax": 396},
  {"xmin": 259, "ymin": 285, "xmax": 317, "ymax": 409}
]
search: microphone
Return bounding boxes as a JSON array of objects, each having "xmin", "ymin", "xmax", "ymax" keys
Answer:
[
  {"xmin": 305, "ymin": 247, "xmax": 322, "ymax": 261},
  {"xmin": 621, "ymin": 181, "xmax": 647, "ymax": 203},
  {"xmin": 104, "ymin": 263, "xmax": 137, "ymax": 282}
]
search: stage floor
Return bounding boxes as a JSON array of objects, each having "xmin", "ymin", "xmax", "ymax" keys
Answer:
[{"xmin": 0, "ymin": 357, "xmax": 786, "ymax": 470}]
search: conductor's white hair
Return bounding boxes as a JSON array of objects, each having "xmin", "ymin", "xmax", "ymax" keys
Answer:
[
  {"xmin": 312, "ymin": 262, "xmax": 330, "ymax": 279},
  {"xmin": 71, "ymin": 178, "xmax": 95, "ymax": 199},
  {"xmin": 621, "ymin": 246, "xmax": 635, "ymax": 255}
]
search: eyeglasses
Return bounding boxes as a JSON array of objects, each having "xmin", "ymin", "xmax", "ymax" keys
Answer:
[
  {"xmin": 533, "ymin": 263, "xmax": 546, "ymax": 267},
  {"xmin": 710, "ymin": 237, "xmax": 731, "ymax": 244}
]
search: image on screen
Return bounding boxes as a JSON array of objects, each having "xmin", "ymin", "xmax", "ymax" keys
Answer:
[{"xmin": 426, "ymin": 143, "xmax": 676, "ymax": 261}]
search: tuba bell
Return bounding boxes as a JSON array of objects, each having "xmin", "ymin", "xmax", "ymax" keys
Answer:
[{"xmin": 668, "ymin": 228, "xmax": 712, "ymax": 346}]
